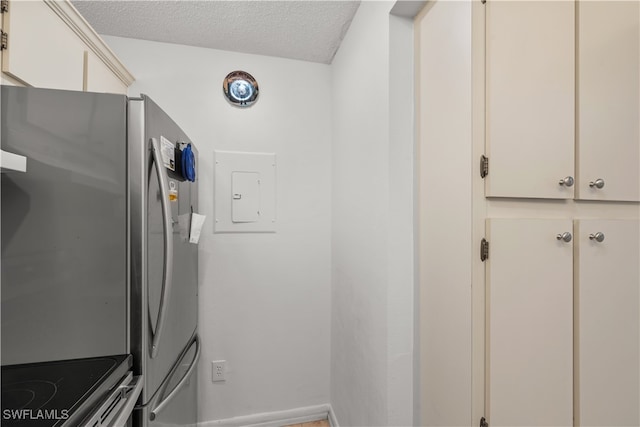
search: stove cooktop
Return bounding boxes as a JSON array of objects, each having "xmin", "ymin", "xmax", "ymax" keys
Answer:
[{"xmin": 2, "ymin": 354, "xmax": 132, "ymax": 427}]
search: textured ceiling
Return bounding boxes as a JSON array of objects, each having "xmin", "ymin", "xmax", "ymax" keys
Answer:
[{"xmin": 72, "ymin": 1, "xmax": 361, "ymax": 64}]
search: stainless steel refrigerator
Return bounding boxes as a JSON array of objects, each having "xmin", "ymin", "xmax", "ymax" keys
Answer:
[
  {"xmin": 128, "ymin": 95, "xmax": 200, "ymax": 427},
  {"xmin": 1, "ymin": 86, "xmax": 200, "ymax": 426}
]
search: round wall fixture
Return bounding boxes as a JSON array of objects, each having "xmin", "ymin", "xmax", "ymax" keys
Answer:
[{"xmin": 223, "ymin": 71, "xmax": 259, "ymax": 107}]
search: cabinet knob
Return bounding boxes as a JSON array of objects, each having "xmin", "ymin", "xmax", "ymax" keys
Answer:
[
  {"xmin": 558, "ymin": 176, "xmax": 574, "ymax": 187},
  {"xmin": 556, "ymin": 232, "xmax": 572, "ymax": 242},
  {"xmin": 589, "ymin": 178, "xmax": 605, "ymax": 189},
  {"xmin": 589, "ymin": 232, "xmax": 605, "ymax": 242}
]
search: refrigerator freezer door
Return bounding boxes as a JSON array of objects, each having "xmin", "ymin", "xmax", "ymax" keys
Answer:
[
  {"xmin": 1, "ymin": 86, "xmax": 128, "ymax": 365},
  {"xmin": 150, "ymin": 333, "xmax": 200, "ymax": 422},
  {"xmin": 135, "ymin": 335, "xmax": 198, "ymax": 427}
]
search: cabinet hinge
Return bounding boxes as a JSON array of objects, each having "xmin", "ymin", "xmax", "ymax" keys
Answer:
[
  {"xmin": 0, "ymin": 30, "xmax": 7, "ymax": 51},
  {"xmin": 480, "ymin": 238, "xmax": 489, "ymax": 262},
  {"xmin": 480, "ymin": 417, "xmax": 489, "ymax": 427},
  {"xmin": 0, "ymin": 0, "xmax": 7, "ymax": 13},
  {"xmin": 480, "ymin": 155, "xmax": 489, "ymax": 178}
]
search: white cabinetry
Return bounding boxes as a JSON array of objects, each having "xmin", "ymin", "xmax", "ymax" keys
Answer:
[
  {"xmin": 486, "ymin": 219, "xmax": 573, "ymax": 427},
  {"xmin": 481, "ymin": 0, "xmax": 640, "ymax": 423},
  {"xmin": 84, "ymin": 51, "xmax": 129, "ymax": 94},
  {"xmin": 575, "ymin": 219, "xmax": 640, "ymax": 426},
  {"xmin": 485, "ymin": 0, "xmax": 640, "ymax": 202},
  {"xmin": 416, "ymin": 1, "xmax": 640, "ymax": 425},
  {"xmin": 0, "ymin": 0, "xmax": 133, "ymax": 94},
  {"xmin": 486, "ymin": 218, "xmax": 640, "ymax": 426},
  {"xmin": 2, "ymin": 0, "xmax": 85, "ymax": 90},
  {"xmin": 485, "ymin": 1, "xmax": 575, "ymax": 199},
  {"xmin": 577, "ymin": 1, "xmax": 640, "ymax": 202}
]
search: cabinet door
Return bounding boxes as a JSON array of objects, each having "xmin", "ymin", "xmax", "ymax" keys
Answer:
[
  {"xmin": 575, "ymin": 220, "xmax": 640, "ymax": 426},
  {"xmin": 2, "ymin": 0, "xmax": 85, "ymax": 90},
  {"xmin": 576, "ymin": 2, "xmax": 640, "ymax": 202},
  {"xmin": 485, "ymin": 1, "xmax": 575, "ymax": 199},
  {"xmin": 486, "ymin": 218, "xmax": 573, "ymax": 426}
]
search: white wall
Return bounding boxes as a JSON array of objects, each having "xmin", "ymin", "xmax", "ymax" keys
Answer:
[
  {"xmin": 415, "ymin": 2, "xmax": 473, "ymax": 426},
  {"xmin": 388, "ymin": 11, "xmax": 417, "ymax": 427},
  {"xmin": 103, "ymin": 36, "xmax": 332, "ymax": 424},
  {"xmin": 330, "ymin": 2, "xmax": 415, "ymax": 426}
]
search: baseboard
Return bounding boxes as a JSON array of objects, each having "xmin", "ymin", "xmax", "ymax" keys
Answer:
[
  {"xmin": 199, "ymin": 403, "xmax": 340, "ymax": 427},
  {"xmin": 327, "ymin": 405, "xmax": 339, "ymax": 427}
]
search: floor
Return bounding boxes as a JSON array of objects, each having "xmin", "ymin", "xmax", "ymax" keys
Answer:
[{"xmin": 284, "ymin": 420, "xmax": 330, "ymax": 427}]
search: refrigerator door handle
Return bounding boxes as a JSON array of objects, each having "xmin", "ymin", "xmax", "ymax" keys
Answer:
[
  {"xmin": 149, "ymin": 137, "xmax": 174, "ymax": 359},
  {"xmin": 150, "ymin": 334, "xmax": 201, "ymax": 420}
]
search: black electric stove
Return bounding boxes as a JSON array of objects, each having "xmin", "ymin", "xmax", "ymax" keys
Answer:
[{"xmin": 1, "ymin": 354, "xmax": 132, "ymax": 427}]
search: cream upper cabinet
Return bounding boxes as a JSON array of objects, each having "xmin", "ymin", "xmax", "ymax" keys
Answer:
[
  {"xmin": 486, "ymin": 218, "xmax": 573, "ymax": 426},
  {"xmin": 1, "ymin": 0, "xmax": 133, "ymax": 94},
  {"xmin": 575, "ymin": 219, "xmax": 640, "ymax": 426},
  {"xmin": 577, "ymin": 2, "xmax": 640, "ymax": 202},
  {"xmin": 486, "ymin": 0, "xmax": 640, "ymax": 202},
  {"xmin": 85, "ymin": 51, "xmax": 128, "ymax": 95},
  {"xmin": 485, "ymin": 1, "xmax": 575, "ymax": 199},
  {"xmin": 2, "ymin": 0, "xmax": 84, "ymax": 90}
]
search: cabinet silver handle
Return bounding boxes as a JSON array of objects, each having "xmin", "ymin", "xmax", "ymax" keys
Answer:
[
  {"xmin": 556, "ymin": 232, "xmax": 572, "ymax": 242},
  {"xmin": 589, "ymin": 178, "xmax": 605, "ymax": 189},
  {"xmin": 558, "ymin": 176, "xmax": 574, "ymax": 187},
  {"xmin": 589, "ymin": 232, "xmax": 605, "ymax": 242}
]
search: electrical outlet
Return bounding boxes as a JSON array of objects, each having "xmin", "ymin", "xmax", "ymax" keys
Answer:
[{"xmin": 212, "ymin": 360, "xmax": 226, "ymax": 382}]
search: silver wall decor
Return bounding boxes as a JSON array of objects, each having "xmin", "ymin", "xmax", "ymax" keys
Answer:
[{"xmin": 223, "ymin": 71, "xmax": 259, "ymax": 107}]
